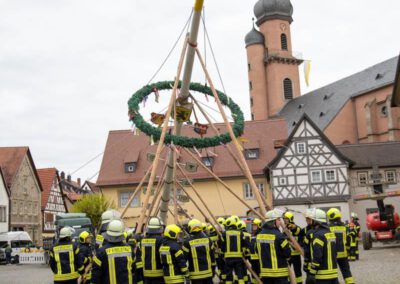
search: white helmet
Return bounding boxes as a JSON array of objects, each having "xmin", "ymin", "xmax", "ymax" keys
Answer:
[
  {"xmin": 265, "ymin": 208, "xmax": 283, "ymax": 222},
  {"xmin": 101, "ymin": 209, "xmax": 121, "ymax": 225},
  {"xmin": 59, "ymin": 226, "xmax": 74, "ymax": 239},
  {"xmin": 311, "ymin": 209, "xmax": 327, "ymax": 223},
  {"xmin": 106, "ymin": 220, "xmax": 125, "ymax": 243},
  {"xmin": 304, "ymin": 208, "xmax": 315, "ymax": 219}
]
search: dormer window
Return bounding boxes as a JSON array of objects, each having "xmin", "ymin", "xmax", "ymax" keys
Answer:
[
  {"xmin": 245, "ymin": 149, "xmax": 260, "ymax": 160},
  {"xmin": 124, "ymin": 162, "xmax": 137, "ymax": 173},
  {"xmin": 202, "ymin": 157, "xmax": 215, "ymax": 167}
]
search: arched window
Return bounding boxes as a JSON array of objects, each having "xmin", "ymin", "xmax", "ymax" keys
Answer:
[
  {"xmin": 281, "ymin": 33, "xmax": 288, "ymax": 50},
  {"xmin": 283, "ymin": 78, "xmax": 293, "ymax": 100}
]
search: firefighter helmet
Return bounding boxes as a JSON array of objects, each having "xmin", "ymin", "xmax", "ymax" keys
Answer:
[
  {"xmin": 101, "ymin": 209, "xmax": 121, "ymax": 225},
  {"xmin": 310, "ymin": 209, "xmax": 327, "ymax": 224},
  {"xmin": 265, "ymin": 209, "xmax": 283, "ymax": 222},
  {"xmin": 147, "ymin": 217, "xmax": 164, "ymax": 234},
  {"xmin": 188, "ymin": 219, "xmax": 202, "ymax": 233},
  {"xmin": 217, "ymin": 217, "xmax": 225, "ymax": 225},
  {"xmin": 106, "ymin": 220, "xmax": 125, "ymax": 243},
  {"xmin": 79, "ymin": 231, "xmax": 90, "ymax": 243},
  {"xmin": 164, "ymin": 224, "xmax": 181, "ymax": 239},
  {"xmin": 59, "ymin": 227, "xmax": 74, "ymax": 239},
  {"xmin": 237, "ymin": 220, "xmax": 246, "ymax": 230},
  {"xmin": 231, "ymin": 215, "xmax": 240, "ymax": 223},
  {"xmin": 201, "ymin": 223, "xmax": 207, "ymax": 231},
  {"xmin": 224, "ymin": 216, "xmax": 237, "ymax": 228},
  {"xmin": 283, "ymin": 211, "xmax": 294, "ymax": 223},
  {"xmin": 305, "ymin": 208, "xmax": 315, "ymax": 219},
  {"xmin": 207, "ymin": 225, "xmax": 216, "ymax": 234},
  {"xmin": 253, "ymin": 218, "xmax": 262, "ymax": 228},
  {"xmin": 327, "ymin": 208, "xmax": 341, "ymax": 221}
]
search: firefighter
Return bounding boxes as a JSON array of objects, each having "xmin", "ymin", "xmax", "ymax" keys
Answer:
[
  {"xmin": 127, "ymin": 229, "xmax": 144, "ymax": 284},
  {"xmin": 182, "ymin": 219, "xmax": 216, "ymax": 284},
  {"xmin": 283, "ymin": 211, "xmax": 303, "ymax": 284},
  {"xmin": 49, "ymin": 227, "xmax": 84, "ymax": 284},
  {"xmin": 347, "ymin": 223, "xmax": 357, "ymax": 262},
  {"xmin": 302, "ymin": 208, "xmax": 315, "ymax": 284},
  {"xmin": 249, "ymin": 218, "xmax": 261, "ymax": 284},
  {"xmin": 141, "ymin": 217, "xmax": 165, "ymax": 284},
  {"xmin": 237, "ymin": 220, "xmax": 251, "ymax": 284},
  {"xmin": 255, "ymin": 209, "xmax": 291, "ymax": 284},
  {"xmin": 327, "ymin": 208, "xmax": 354, "ymax": 284},
  {"xmin": 207, "ymin": 224, "xmax": 221, "ymax": 279},
  {"xmin": 350, "ymin": 212, "xmax": 361, "ymax": 260},
  {"xmin": 308, "ymin": 209, "xmax": 338, "ymax": 284},
  {"xmin": 220, "ymin": 216, "xmax": 249, "ymax": 284},
  {"xmin": 91, "ymin": 220, "xmax": 136, "ymax": 284},
  {"xmin": 159, "ymin": 224, "xmax": 188, "ymax": 284},
  {"xmin": 96, "ymin": 210, "xmax": 121, "ymax": 251},
  {"xmin": 212, "ymin": 222, "xmax": 226, "ymax": 282},
  {"xmin": 78, "ymin": 231, "xmax": 93, "ymax": 283}
]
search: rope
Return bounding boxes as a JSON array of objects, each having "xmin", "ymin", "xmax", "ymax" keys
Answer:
[{"xmin": 145, "ymin": 10, "xmax": 193, "ymax": 85}]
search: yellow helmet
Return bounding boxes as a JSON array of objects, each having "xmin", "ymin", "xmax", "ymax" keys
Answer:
[
  {"xmin": 217, "ymin": 217, "xmax": 225, "ymax": 225},
  {"xmin": 327, "ymin": 208, "xmax": 341, "ymax": 221},
  {"xmin": 231, "ymin": 215, "xmax": 240, "ymax": 223},
  {"xmin": 237, "ymin": 220, "xmax": 246, "ymax": 230},
  {"xmin": 207, "ymin": 224, "xmax": 216, "ymax": 234},
  {"xmin": 253, "ymin": 218, "xmax": 262, "ymax": 228},
  {"xmin": 283, "ymin": 211, "xmax": 294, "ymax": 222},
  {"xmin": 201, "ymin": 223, "xmax": 207, "ymax": 231},
  {"xmin": 188, "ymin": 219, "xmax": 202, "ymax": 233},
  {"xmin": 164, "ymin": 224, "xmax": 182, "ymax": 239},
  {"xmin": 79, "ymin": 231, "xmax": 90, "ymax": 243},
  {"xmin": 224, "ymin": 216, "xmax": 237, "ymax": 228}
]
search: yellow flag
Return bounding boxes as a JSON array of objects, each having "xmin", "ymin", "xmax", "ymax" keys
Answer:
[{"xmin": 304, "ymin": 60, "xmax": 311, "ymax": 87}]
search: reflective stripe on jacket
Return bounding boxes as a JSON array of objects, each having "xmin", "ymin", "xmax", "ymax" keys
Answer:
[
  {"xmin": 160, "ymin": 239, "xmax": 188, "ymax": 284},
  {"xmin": 49, "ymin": 240, "xmax": 84, "ymax": 281}
]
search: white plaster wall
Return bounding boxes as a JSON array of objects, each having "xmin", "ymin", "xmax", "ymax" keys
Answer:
[{"xmin": 0, "ymin": 176, "xmax": 9, "ymax": 232}]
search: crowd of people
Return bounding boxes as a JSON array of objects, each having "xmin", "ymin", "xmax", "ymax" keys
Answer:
[{"xmin": 48, "ymin": 208, "xmax": 361, "ymax": 284}]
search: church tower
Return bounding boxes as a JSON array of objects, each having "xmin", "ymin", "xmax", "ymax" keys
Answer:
[{"xmin": 245, "ymin": 0, "xmax": 302, "ymax": 120}]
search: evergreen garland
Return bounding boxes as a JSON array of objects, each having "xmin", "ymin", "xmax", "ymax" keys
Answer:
[{"xmin": 128, "ymin": 81, "xmax": 244, "ymax": 148}]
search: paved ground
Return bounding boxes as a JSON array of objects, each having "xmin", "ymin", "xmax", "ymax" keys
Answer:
[{"xmin": 0, "ymin": 243, "xmax": 399, "ymax": 283}]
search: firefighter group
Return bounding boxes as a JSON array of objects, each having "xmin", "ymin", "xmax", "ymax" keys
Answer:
[{"xmin": 49, "ymin": 208, "xmax": 361, "ymax": 284}]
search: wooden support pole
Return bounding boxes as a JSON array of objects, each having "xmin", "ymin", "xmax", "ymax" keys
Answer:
[
  {"xmin": 176, "ymin": 163, "xmax": 224, "ymax": 232},
  {"xmin": 181, "ymin": 146, "xmax": 263, "ymax": 219},
  {"xmin": 136, "ymin": 38, "xmax": 189, "ymax": 234},
  {"xmin": 194, "ymin": 48, "xmax": 268, "ymax": 216}
]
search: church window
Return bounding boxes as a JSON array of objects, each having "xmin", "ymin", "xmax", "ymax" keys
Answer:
[
  {"xmin": 296, "ymin": 142, "xmax": 306, "ymax": 154},
  {"xmin": 250, "ymin": 97, "xmax": 253, "ymax": 107},
  {"xmin": 251, "ymin": 113, "xmax": 255, "ymax": 121},
  {"xmin": 311, "ymin": 170, "xmax": 322, "ymax": 183},
  {"xmin": 385, "ymin": 170, "xmax": 396, "ymax": 183},
  {"xmin": 249, "ymin": 81, "xmax": 253, "ymax": 91},
  {"xmin": 381, "ymin": 106, "xmax": 388, "ymax": 117},
  {"xmin": 283, "ymin": 78, "xmax": 293, "ymax": 100},
  {"xmin": 281, "ymin": 33, "xmax": 288, "ymax": 50},
  {"xmin": 325, "ymin": 169, "xmax": 336, "ymax": 182},
  {"xmin": 248, "ymin": 63, "xmax": 251, "ymax": 71},
  {"xmin": 357, "ymin": 172, "xmax": 368, "ymax": 186}
]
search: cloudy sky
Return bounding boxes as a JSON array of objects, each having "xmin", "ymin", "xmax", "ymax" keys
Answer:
[{"xmin": 1, "ymin": 0, "xmax": 399, "ymax": 182}]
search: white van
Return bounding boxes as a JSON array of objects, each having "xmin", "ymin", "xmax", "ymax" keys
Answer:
[{"xmin": 0, "ymin": 231, "xmax": 34, "ymax": 263}]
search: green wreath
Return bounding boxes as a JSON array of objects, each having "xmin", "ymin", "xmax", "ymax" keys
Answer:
[{"xmin": 127, "ymin": 81, "xmax": 244, "ymax": 148}]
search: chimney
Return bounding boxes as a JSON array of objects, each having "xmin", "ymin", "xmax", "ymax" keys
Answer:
[
  {"xmin": 77, "ymin": 178, "xmax": 81, "ymax": 187},
  {"xmin": 67, "ymin": 174, "xmax": 71, "ymax": 182},
  {"xmin": 61, "ymin": 171, "xmax": 65, "ymax": 180}
]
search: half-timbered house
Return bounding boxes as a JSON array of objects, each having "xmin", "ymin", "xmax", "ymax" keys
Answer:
[
  {"xmin": 266, "ymin": 115, "xmax": 353, "ymax": 226},
  {"xmin": 37, "ymin": 168, "xmax": 67, "ymax": 238}
]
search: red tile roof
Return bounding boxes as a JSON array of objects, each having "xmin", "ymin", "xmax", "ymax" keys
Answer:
[
  {"xmin": 87, "ymin": 181, "xmax": 101, "ymax": 193},
  {"xmin": 0, "ymin": 147, "xmax": 43, "ymax": 192},
  {"xmin": 37, "ymin": 168, "xmax": 57, "ymax": 210},
  {"xmin": 97, "ymin": 119, "xmax": 288, "ymax": 186}
]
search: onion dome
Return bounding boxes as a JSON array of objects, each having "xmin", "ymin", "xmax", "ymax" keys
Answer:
[
  {"xmin": 244, "ymin": 26, "xmax": 265, "ymax": 47},
  {"xmin": 254, "ymin": 0, "xmax": 293, "ymax": 26}
]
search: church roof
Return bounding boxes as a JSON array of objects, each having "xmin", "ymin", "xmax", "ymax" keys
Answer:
[
  {"xmin": 245, "ymin": 27, "xmax": 265, "ymax": 47},
  {"xmin": 279, "ymin": 56, "xmax": 399, "ymax": 134},
  {"xmin": 254, "ymin": 0, "xmax": 293, "ymax": 26},
  {"xmin": 337, "ymin": 142, "xmax": 400, "ymax": 169}
]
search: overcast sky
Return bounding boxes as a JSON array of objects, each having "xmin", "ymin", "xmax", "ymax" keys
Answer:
[{"xmin": 1, "ymin": 0, "xmax": 399, "ymax": 183}]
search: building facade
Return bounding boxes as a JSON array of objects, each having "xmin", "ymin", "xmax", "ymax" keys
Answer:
[
  {"xmin": 266, "ymin": 115, "xmax": 353, "ymax": 227},
  {"xmin": 0, "ymin": 168, "xmax": 10, "ymax": 232},
  {"xmin": 37, "ymin": 168, "xmax": 68, "ymax": 238},
  {"xmin": 0, "ymin": 147, "xmax": 43, "ymax": 245}
]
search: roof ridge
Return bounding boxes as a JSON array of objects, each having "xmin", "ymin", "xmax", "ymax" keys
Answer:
[{"xmin": 337, "ymin": 141, "xmax": 400, "ymax": 148}]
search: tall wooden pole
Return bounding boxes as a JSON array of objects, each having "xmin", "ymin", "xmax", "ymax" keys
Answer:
[
  {"xmin": 159, "ymin": 0, "xmax": 205, "ymax": 223},
  {"xmin": 136, "ymin": 36, "xmax": 189, "ymax": 233},
  {"xmin": 194, "ymin": 48, "xmax": 268, "ymax": 216}
]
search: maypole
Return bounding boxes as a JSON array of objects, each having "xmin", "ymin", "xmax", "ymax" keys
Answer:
[{"xmin": 159, "ymin": 0, "xmax": 204, "ymax": 223}]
